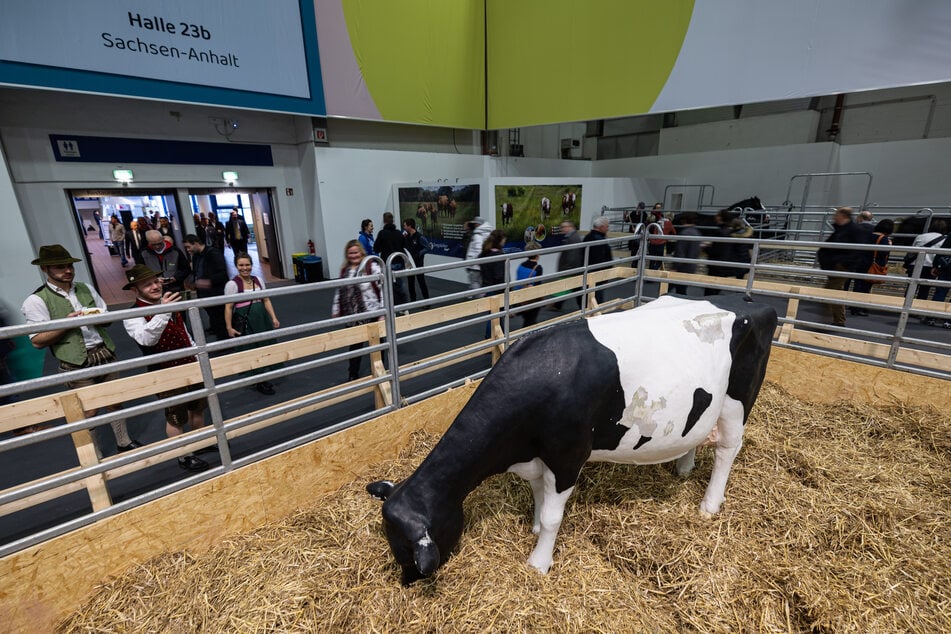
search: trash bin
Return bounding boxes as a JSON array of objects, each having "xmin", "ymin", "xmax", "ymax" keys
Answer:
[
  {"xmin": 292, "ymin": 253, "xmax": 308, "ymax": 283},
  {"xmin": 301, "ymin": 255, "xmax": 323, "ymax": 282}
]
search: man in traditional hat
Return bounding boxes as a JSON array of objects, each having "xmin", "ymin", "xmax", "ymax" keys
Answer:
[
  {"xmin": 121, "ymin": 264, "xmax": 210, "ymax": 472},
  {"xmin": 20, "ymin": 244, "xmax": 140, "ymax": 452}
]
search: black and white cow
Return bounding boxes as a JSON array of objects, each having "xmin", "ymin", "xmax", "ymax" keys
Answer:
[
  {"xmin": 500, "ymin": 202, "xmax": 514, "ymax": 226},
  {"xmin": 368, "ymin": 294, "xmax": 776, "ymax": 584},
  {"xmin": 541, "ymin": 196, "xmax": 551, "ymax": 220}
]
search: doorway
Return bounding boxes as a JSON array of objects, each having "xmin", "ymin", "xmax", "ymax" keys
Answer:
[
  {"xmin": 68, "ymin": 189, "xmax": 184, "ymax": 306},
  {"xmin": 187, "ymin": 189, "xmax": 284, "ymax": 281}
]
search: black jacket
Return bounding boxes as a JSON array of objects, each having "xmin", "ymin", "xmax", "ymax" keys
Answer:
[
  {"xmin": 375, "ymin": 224, "xmax": 407, "ymax": 265},
  {"xmin": 191, "ymin": 246, "xmax": 229, "ymax": 297},
  {"xmin": 582, "ymin": 230, "xmax": 612, "ymax": 266},
  {"xmin": 817, "ymin": 221, "xmax": 866, "ymax": 271}
]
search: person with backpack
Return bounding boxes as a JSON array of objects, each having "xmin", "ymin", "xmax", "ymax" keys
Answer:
[
  {"xmin": 514, "ymin": 242, "xmax": 544, "ymax": 328},
  {"xmin": 331, "ymin": 240, "xmax": 384, "ymax": 380},
  {"xmin": 926, "ymin": 227, "xmax": 951, "ymax": 328},
  {"xmin": 224, "ymin": 252, "xmax": 281, "ymax": 395},
  {"xmin": 906, "ymin": 220, "xmax": 947, "ymax": 308}
]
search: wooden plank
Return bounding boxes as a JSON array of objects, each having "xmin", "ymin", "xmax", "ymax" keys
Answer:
[
  {"xmin": 766, "ymin": 346, "xmax": 951, "ymax": 406},
  {"xmin": 895, "ymin": 347, "xmax": 951, "ymax": 372},
  {"xmin": 61, "ymin": 393, "xmax": 112, "ymax": 512},
  {"xmin": 0, "ymin": 470, "xmax": 87, "ymax": 519},
  {"xmin": 0, "ymin": 395, "xmax": 64, "ymax": 434},
  {"xmin": 790, "ymin": 330, "xmax": 891, "ymax": 359}
]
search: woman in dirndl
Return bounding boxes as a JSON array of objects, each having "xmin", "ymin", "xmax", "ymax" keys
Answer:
[{"xmin": 224, "ymin": 252, "xmax": 281, "ymax": 394}]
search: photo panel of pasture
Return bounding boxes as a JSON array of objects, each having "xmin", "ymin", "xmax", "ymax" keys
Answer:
[
  {"xmin": 495, "ymin": 184, "xmax": 582, "ymax": 250},
  {"xmin": 397, "ymin": 184, "xmax": 481, "ymax": 258}
]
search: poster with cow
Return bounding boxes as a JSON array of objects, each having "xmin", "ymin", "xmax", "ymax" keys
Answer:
[
  {"xmin": 495, "ymin": 184, "xmax": 582, "ymax": 251},
  {"xmin": 397, "ymin": 184, "xmax": 481, "ymax": 258}
]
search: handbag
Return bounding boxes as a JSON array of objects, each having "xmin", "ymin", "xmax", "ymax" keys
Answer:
[
  {"xmin": 232, "ymin": 307, "xmax": 251, "ymax": 335},
  {"xmin": 867, "ymin": 235, "xmax": 888, "ymax": 283}
]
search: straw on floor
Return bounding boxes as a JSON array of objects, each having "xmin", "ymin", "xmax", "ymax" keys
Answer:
[{"xmin": 58, "ymin": 382, "xmax": 951, "ymax": 633}]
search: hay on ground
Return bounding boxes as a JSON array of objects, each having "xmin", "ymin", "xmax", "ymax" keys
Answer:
[{"xmin": 58, "ymin": 382, "xmax": 951, "ymax": 633}]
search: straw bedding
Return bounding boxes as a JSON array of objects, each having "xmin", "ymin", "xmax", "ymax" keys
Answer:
[{"xmin": 59, "ymin": 382, "xmax": 951, "ymax": 633}]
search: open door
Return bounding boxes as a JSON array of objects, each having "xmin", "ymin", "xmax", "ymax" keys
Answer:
[{"xmin": 252, "ymin": 191, "xmax": 283, "ymax": 278}]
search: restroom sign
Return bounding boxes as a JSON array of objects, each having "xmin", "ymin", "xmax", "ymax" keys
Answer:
[{"xmin": 57, "ymin": 139, "xmax": 81, "ymax": 158}]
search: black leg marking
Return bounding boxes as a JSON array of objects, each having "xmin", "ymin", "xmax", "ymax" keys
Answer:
[{"xmin": 682, "ymin": 388, "xmax": 713, "ymax": 437}]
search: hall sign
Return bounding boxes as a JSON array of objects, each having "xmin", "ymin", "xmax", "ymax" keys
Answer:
[{"xmin": 0, "ymin": 0, "xmax": 325, "ymax": 114}]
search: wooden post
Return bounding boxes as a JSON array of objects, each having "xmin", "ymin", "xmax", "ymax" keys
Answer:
[
  {"xmin": 367, "ymin": 323, "xmax": 391, "ymax": 409},
  {"xmin": 60, "ymin": 392, "xmax": 112, "ymax": 512},
  {"xmin": 779, "ymin": 287, "xmax": 801, "ymax": 344}
]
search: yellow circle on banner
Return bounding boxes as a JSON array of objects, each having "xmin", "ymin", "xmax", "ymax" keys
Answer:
[
  {"xmin": 342, "ymin": 0, "xmax": 487, "ymax": 129},
  {"xmin": 485, "ymin": 0, "xmax": 695, "ymax": 128}
]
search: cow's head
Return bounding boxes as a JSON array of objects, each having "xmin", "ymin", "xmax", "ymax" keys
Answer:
[{"xmin": 367, "ymin": 480, "xmax": 465, "ymax": 585}]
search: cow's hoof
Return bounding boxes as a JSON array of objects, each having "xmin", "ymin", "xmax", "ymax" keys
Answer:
[{"xmin": 699, "ymin": 509, "xmax": 714, "ymax": 520}]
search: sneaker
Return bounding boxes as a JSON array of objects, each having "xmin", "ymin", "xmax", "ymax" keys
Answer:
[
  {"xmin": 942, "ymin": 321, "xmax": 951, "ymax": 329},
  {"xmin": 116, "ymin": 440, "xmax": 143, "ymax": 452},
  {"xmin": 178, "ymin": 454, "xmax": 210, "ymax": 472}
]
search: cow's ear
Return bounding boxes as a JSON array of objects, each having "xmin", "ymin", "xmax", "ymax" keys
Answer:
[
  {"xmin": 366, "ymin": 480, "xmax": 395, "ymax": 501},
  {"xmin": 414, "ymin": 531, "xmax": 440, "ymax": 577}
]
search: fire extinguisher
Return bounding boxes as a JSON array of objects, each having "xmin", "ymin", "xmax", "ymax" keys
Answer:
[{"xmin": 307, "ymin": 239, "xmax": 315, "ymax": 255}]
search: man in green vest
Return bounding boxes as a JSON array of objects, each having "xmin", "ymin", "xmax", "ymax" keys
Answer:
[{"xmin": 20, "ymin": 244, "xmax": 140, "ymax": 453}]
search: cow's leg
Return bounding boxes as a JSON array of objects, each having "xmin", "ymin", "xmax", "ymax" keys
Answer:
[
  {"xmin": 527, "ymin": 466, "xmax": 574, "ymax": 574},
  {"xmin": 508, "ymin": 458, "xmax": 546, "ymax": 534},
  {"xmin": 674, "ymin": 448, "xmax": 696, "ymax": 476},
  {"xmin": 700, "ymin": 396, "xmax": 745, "ymax": 518}
]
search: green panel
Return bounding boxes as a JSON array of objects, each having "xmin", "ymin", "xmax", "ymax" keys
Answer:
[
  {"xmin": 343, "ymin": 0, "xmax": 485, "ymax": 129},
  {"xmin": 486, "ymin": 0, "xmax": 694, "ymax": 129}
]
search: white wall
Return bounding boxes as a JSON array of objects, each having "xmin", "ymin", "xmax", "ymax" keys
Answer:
[
  {"xmin": 660, "ymin": 111, "xmax": 820, "ymax": 155},
  {"xmin": 593, "ymin": 143, "xmax": 839, "ymax": 209},
  {"xmin": 0, "ymin": 142, "xmax": 38, "ymax": 324}
]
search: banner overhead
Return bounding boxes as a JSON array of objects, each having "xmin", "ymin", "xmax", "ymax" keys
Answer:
[
  {"xmin": 0, "ymin": 0, "xmax": 325, "ymax": 115},
  {"xmin": 487, "ymin": 0, "xmax": 951, "ymax": 129}
]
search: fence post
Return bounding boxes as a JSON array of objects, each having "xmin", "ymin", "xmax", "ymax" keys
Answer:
[{"xmin": 61, "ymin": 392, "xmax": 112, "ymax": 512}]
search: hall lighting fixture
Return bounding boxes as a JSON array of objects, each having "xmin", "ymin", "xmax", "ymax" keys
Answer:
[
  {"xmin": 113, "ymin": 169, "xmax": 134, "ymax": 184},
  {"xmin": 222, "ymin": 171, "xmax": 239, "ymax": 184}
]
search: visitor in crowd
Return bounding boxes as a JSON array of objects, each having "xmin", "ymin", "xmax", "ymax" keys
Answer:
[
  {"xmin": 465, "ymin": 216, "xmax": 493, "ymax": 293},
  {"xmin": 183, "ymin": 233, "xmax": 229, "ymax": 340},
  {"xmin": 358, "ymin": 219, "xmax": 375, "ymax": 256},
  {"xmin": 670, "ymin": 212, "xmax": 701, "ymax": 295},
  {"xmin": 479, "ymin": 229, "xmax": 507, "ymax": 291},
  {"xmin": 109, "ymin": 215, "xmax": 129, "ymax": 267},
  {"xmin": 402, "ymin": 217, "xmax": 431, "ymax": 301},
  {"xmin": 907, "ymin": 219, "xmax": 947, "ymax": 307},
  {"xmin": 552, "ymin": 219, "xmax": 583, "ymax": 310},
  {"xmin": 817, "ymin": 206, "xmax": 866, "ymax": 327},
  {"xmin": 225, "ymin": 207, "xmax": 250, "ymax": 255},
  {"xmin": 224, "ymin": 252, "xmax": 281, "ymax": 395},
  {"xmin": 20, "ymin": 244, "xmax": 139, "ymax": 452},
  {"xmin": 142, "ymin": 230, "xmax": 190, "ymax": 294},
  {"xmin": 514, "ymin": 242, "xmax": 543, "ymax": 328},
  {"xmin": 647, "ymin": 203, "xmax": 675, "ymax": 270},
  {"xmin": 127, "ymin": 218, "xmax": 147, "ymax": 265},
  {"xmin": 122, "ymin": 264, "xmax": 210, "ymax": 472},
  {"xmin": 374, "ymin": 212, "xmax": 409, "ymax": 307},
  {"xmin": 330, "ymin": 240, "xmax": 384, "ymax": 381},
  {"xmin": 582, "ymin": 215, "xmax": 613, "ymax": 305},
  {"xmin": 850, "ymin": 219, "xmax": 894, "ymax": 314}
]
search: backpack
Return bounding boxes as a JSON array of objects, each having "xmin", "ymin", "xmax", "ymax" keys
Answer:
[{"xmin": 904, "ymin": 234, "xmax": 945, "ymax": 271}]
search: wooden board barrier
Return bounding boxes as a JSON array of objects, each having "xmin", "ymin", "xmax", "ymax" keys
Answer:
[{"xmin": 0, "ymin": 381, "xmax": 478, "ymax": 633}]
